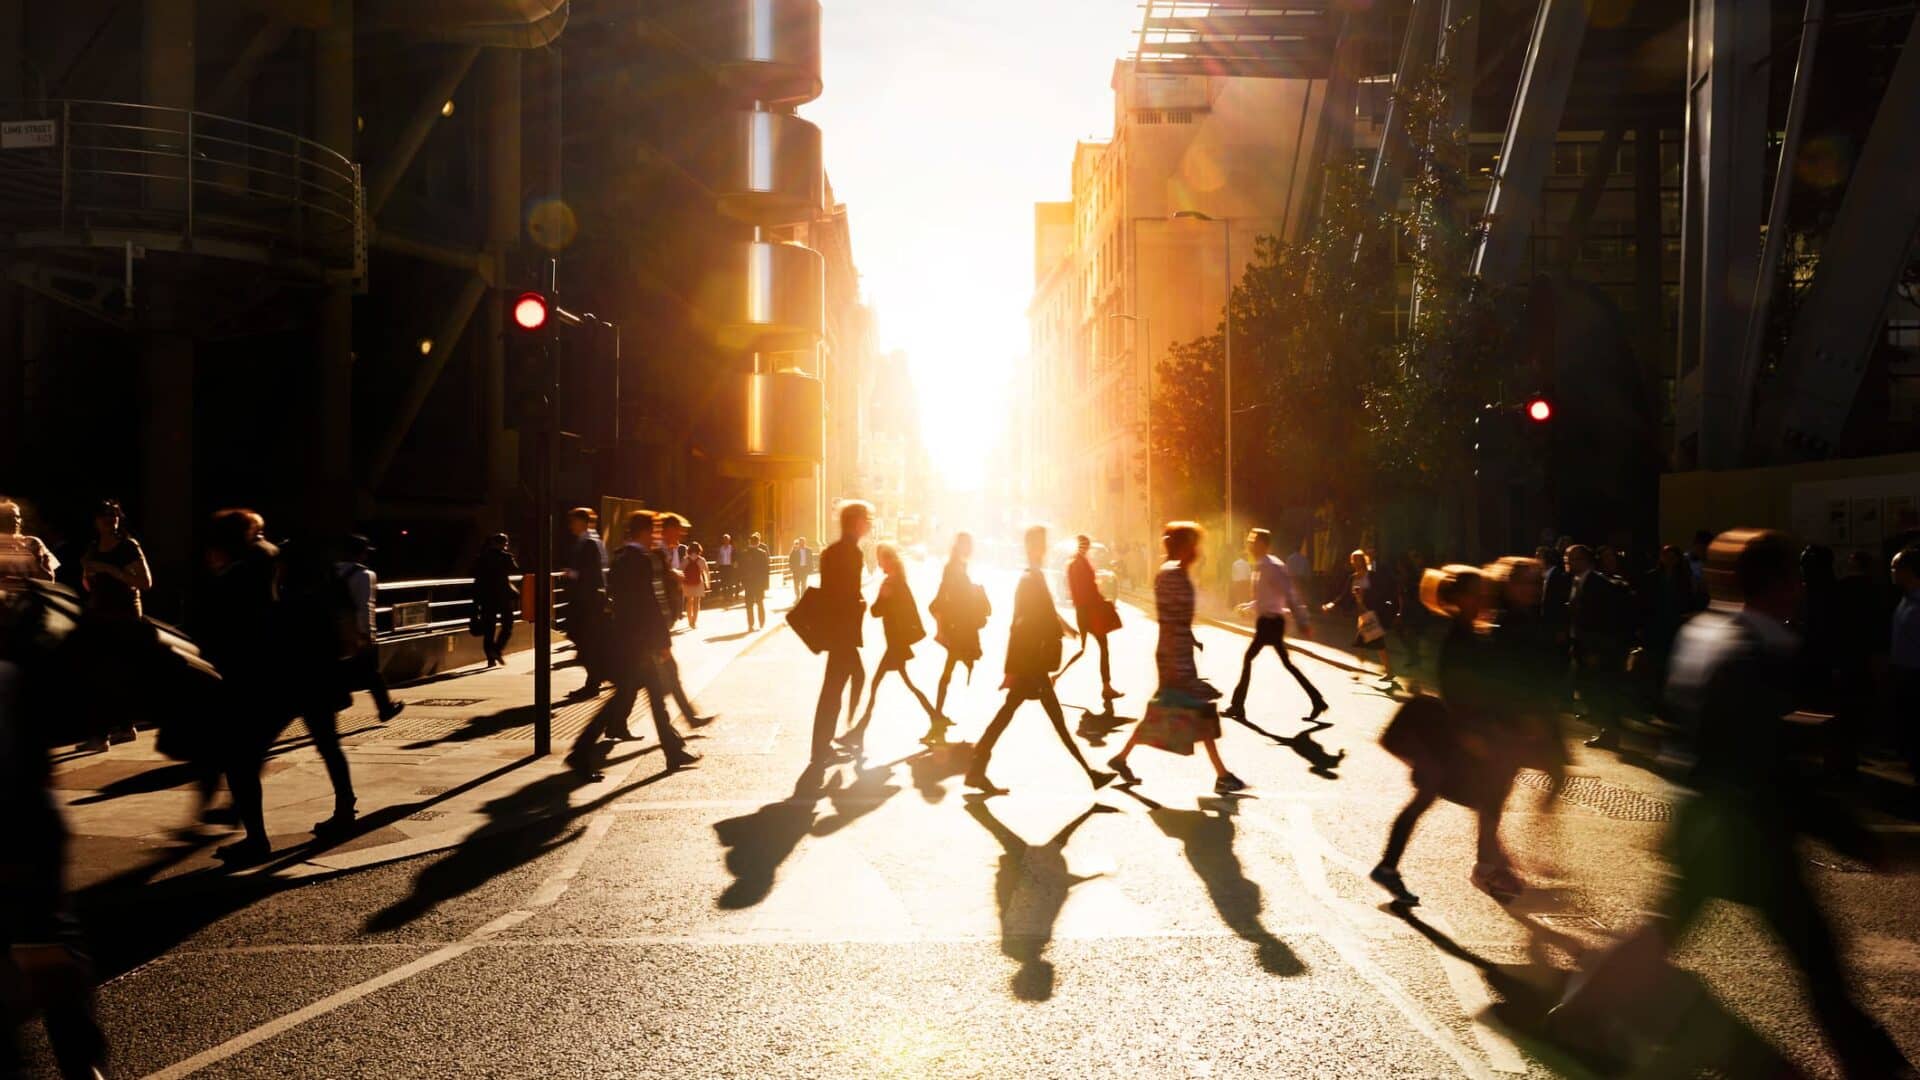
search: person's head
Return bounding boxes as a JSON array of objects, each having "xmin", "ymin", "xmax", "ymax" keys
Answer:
[
  {"xmin": 93, "ymin": 499, "xmax": 125, "ymax": 539},
  {"xmin": 1892, "ymin": 547, "xmax": 1920, "ymax": 591},
  {"xmin": 838, "ymin": 500, "xmax": 873, "ymax": 542},
  {"xmin": 1597, "ymin": 545, "xmax": 1622, "ymax": 574},
  {"xmin": 721, "ymin": 533, "xmax": 732, "ymax": 546},
  {"xmin": 487, "ymin": 532, "xmax": 509, "ymax": 550},
  {"xmin": 691, "ymin": 540, "xmax": 705, "ymax": 557},
  {"xmin": 1164, "ymin": 521, "xmax": 1204, "ymax": 566},
  {"xmin": 0, "ymin": 499, "xmax": 19, "ymax": 537},
  {"xmin": 207, "ymin": 508, "xmax": 265, "ymax": 568},
  {"xmin": 876, "ymin": 542, "xmax": 902, "ymax": 576},
  {"xmin": 1245, "ymin": 527, "xmax": 1272, "ymax": 560},
  {"xmin": 1421, "ymin": 564, "xmax": 1485, "ymax": 623},
  {"xmin": 1555, "ymin": 535, "xmax": 1573, "ymax": 553},
  {"xmin": 748, "ymin": 531, "xmax": 761, "ymax": 547},
  {"xmin": 1483, "ymin": 555, "xmax": 1543, "ymax": 611},
  {"xmin": 342, "ymin": 533, "xmax": 374, "ymax": 563},
  {"xmin": 1657, "ymin": 544, "xmax": 1682, "ymax": 571},
  {"xmin": 660, "ymin": 513, "xmax": 689, "ymax": 547},
  {"xmin": 1534, "ymin": 545, "xmax": 1561, "ymax": 570},
  {"xmin": 567, "ymin": 507, "xmax": 595, "ymax": 536},
  {"xmin": 1076, "ymin": 533, "xmax": 1090, "ymax": 555},
  {"xmin": 1347, "ymin": 549, "xmax": 1370, "ymax": 574},
  {"xmin": 1565, "ymin": 544, "xmax": 1594, "ymax": 576},
  {"xmin": 1705, "ymin": 529, "xmax": 1800, "ymax": 617},
  {"xmin": 950, "ymin": 531, "xmax": 973, "ymax": 562},
  {"xmin": 1023, "ymin": 524, "xmax": 1049, "ymax": 566}
]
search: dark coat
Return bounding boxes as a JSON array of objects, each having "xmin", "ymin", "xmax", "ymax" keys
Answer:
[
  {"xmin": 815, "ymin": 538, "xmax": 866, "ymax": 650},
  {"xmin": 562, "ymin": 531, "xmax": 607, "ymax": 633},
  {"xmin": 740, "ymin": 544, "xmax": 772, "ymax": 594},
  {"xmin": 930, "ymin": 560, "xmax": 986, "ymax": 663},
  {"xmin": 607, "ymin": 542, "xmax": 669, "ymax": 682},
  {"xmin": 1004, "ymin": 567, "xmax": 1067, "ymax": 680},
  {"xmin": 471, "ymin": 547, "xmax": 520, "ymax": 613}
]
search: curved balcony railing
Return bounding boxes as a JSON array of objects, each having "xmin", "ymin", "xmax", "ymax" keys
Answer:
[{"xmin": 0, "ymin": 99, "xmax": 364, "ymax": 282}]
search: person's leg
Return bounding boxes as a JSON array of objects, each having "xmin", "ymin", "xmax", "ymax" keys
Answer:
[
  {"xmin": 1380, "ymin": 788, "xmax": 1438, "ymax": 869},
  {"xmin": 811, "ymin": 649, "xmax": 854, "ymax": 760},
  {"xmin": 1230, "ymin": 631, "xmax": 1263, "ymax": 711},
  {"xmin": 1202, "ymin": 738, "xmax": 1230, "ymax": 777},
  {"xmin": 224, "ymin": 744, "xmax": 269, "ymax": 848},
  {"xmin": 494, "ymin": 612, "xmax": 514, "ymax": 659},
  {"xmin": 1757, "ymin": 852, "xmax": 1907, "ymax": 1074},
  {"xmin": 571, "ymin": 682, "xmax": 634, "ymax": 769},
  {"xmin": 844, "ymin": 653, "xmax": 867, "ymax": 729},
  {"xmin": 900, "ymin": 668, "xmax": 939, "ymax": 720},
  {"xmin": 853, "ymin": 667, "xmax": 890, "ymax": 736},
  {"xmin": 1038, "ymin": 685, "xmax": 1100, "ymax": 776},
  {"xmin": 304, "ymin": 711, "xmax": 356, "ymax": 819},
  {"xmin": 936, "ymin": 654, "xmax": 959, "ymax": 715},
  {"xmin": 659, "ymin": 649, "xmax": 700, "ymax": 720},
  {"xmin": 360, "ymin": 648, "xmax": 398, "ymax": 717},
  {"xmin": 968, "ymin": 693, "xmax": 1021, "ymax": 784},
  {"xmin": 1276, "ymin": 631, "xmax": 1328, "ymax": 708},
  {"xmin": 1095, "ymin": 631, "xmax": 1113, "ymax": 692},
  {"xmin": 639, "ymin": 660, "xmax": 687, "ymax": 757}
]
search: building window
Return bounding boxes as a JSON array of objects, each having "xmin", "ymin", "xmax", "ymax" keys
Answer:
[
  {"xmin": 1134, "ymin": 109, "xmax": 1164, "ymax": 125},
  {"xmin": 1166, "ymin": 110, "xmax": 1194, "ymax": 124}
]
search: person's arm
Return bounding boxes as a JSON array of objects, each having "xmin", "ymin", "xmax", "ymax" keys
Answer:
[{"xmin": 125, "ymin": 540, "xmax": 154, "ymax": 592}]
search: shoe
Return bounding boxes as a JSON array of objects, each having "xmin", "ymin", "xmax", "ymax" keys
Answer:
[
  {"xmin": 1107, "ymin": 754, "xmax": 1138, "ymax": 786},
  {"xmin": 663, "ymin": 747, "xmax": 702, "ymax": 771},
  {"xmin": 215, "ymin": 837, "xmax": 272, "ymax": 866},
  {"xmin": 1585, "ymin": 731, "xmax": 1620, "ymax": 750},
  {"xmin": 963, "ymin": 771, "xmax": 1007, "ymax": 794},
  {"xmin": 379, "ymin": 703, "xmax": 406, "ymax": 723},
  {"xmin": 1088, "ymin": 769, "xmax": 1118, "ymax": 790},
  {"xmin": 313, "ymin": 810, "xmax": 358, "ymax": 838},
  {"xmin": 78, "ymin": 737, "xmax": 108, "ymax": 753},
  {"xmin": 563, "ymin": 753, "xmax": 604, "ymax": 782},
  {"xmin": 1470, "ymin": 861, "xmax": 1524, "ymax": 904},
  {"xmin": 1102, "ymin": 686, "xmax": 1123, "ymax": 700},
  {"xmin": 1221, "ymin": 704, "xmax": 1247, "ymax": 720},
  {"xmin": 1214, "ymin": 773, "xmax": 1249, "ymax": 794},
  {"xmin": 1369, "ymin": 864, "xmax": 1419, "ymax": 906},
  {"xmin": 686, "ymin": 714, "xmax": 716, "ymax": 729},
  {"xmin": 108, "ymin": 726, "xmax": 137, "ymax": 745}
]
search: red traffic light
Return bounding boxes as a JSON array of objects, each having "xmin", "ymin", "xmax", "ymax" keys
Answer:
[
  {"xmin": 1526, "ymin": 397, "xmax": 1553, "ymax": 423},
  {"xmin": 512, "ymin": 291, "xmax": 549, "ymax": 332}
]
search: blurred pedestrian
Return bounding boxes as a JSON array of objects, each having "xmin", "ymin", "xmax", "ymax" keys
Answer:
[
  {"xmin": 842, "ymin": 543, "xmax": 941, "ymax": 749},
  {"xmin": 1057, "ymin": 534, "xmax": 1122, "ymax": 701},
  {"xmin": 683, "ymin": 541, "xmax": 709, "ymax": 629},
  {"xmin": 1551, "ymin": 531, "xmax": 1915, "ymax": 1078},
  {"xmin": 789, "ymin": 537, "xmax": 811, "ymax": 599},
  {"xmin": 809, "ymin": 503, "xmax": 872, "ymax": 764},
  {"xmin": 651, "ymin": 515, "xmax": 711, "ymax": 727},
  {"xmin": 1566, "ymin": 544, "xmax": 1632, "ymax": 750},
  {"xmin": 740, "ymin": 532, "xmax": 771, "ymax": 632},
  {"xmin": 561, "ymin": 508, "xmax": 609, "ymax": 698},
  {"xmin": 965, "ymin": 524, "xmax": 1115, "ymax": 795},
  {"xmin": 280, "ymin": 540, "xmax": 360, "ymax": 838},
  {"xmin": 73, "ymin": 500, "xmax": 152, "ymax": 751},
  {"xmin": 1226, "ymin": 527, "xmax": 1326, "ymax": 721},
  {"xmin": 1324, "ymin": 549, "xmax": 1395, "ymax": 689},
  {"xmin": 0, "ymin": 500, "xmax": 57, "ymax": 582},
  {"xmin": 336, "ymin": 535, "xmax": 403, "ymax": 723},
  {"xmin": 567, "ymin": 512, "xmax": 697, "ymax": 780},
  {"xmin": 1892, "ymin": 546, "xmax": 1920, "ymax": 785},
  {"xmin": 469, "ymin": 533, "xmax": 518, "ymax": 667},
  {"xmin": 1107, "ymin": 522, "xmax": 1242, "ymax": 794},
  {"xmin": 1828, "ymin": 550, "xmax": 1892, "ymax": 776},
  {"xmin": 196, "ymin": 509, "xmax": 290, "ymax": 864},
  {"xmin": 930, "ymin": 531, "xmax": 987, "ymax": 723}
]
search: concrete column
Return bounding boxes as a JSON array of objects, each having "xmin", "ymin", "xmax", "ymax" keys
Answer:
[
  {"xmin": 1634, "ymin": 122, "xmax": 1665, "ymax": 411},
  {"xmin": 309, "ymin": 0, "xmax": 354, "ymax": 535},
  {"xmin": 141, "ymin": 332, "xmax": 194, "ymax": 620}
]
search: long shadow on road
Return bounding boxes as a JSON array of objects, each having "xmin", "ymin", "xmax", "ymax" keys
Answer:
[
  {"xmin": 967, "ymin": 798, "xmax": 1116, "ymax": 1002},
  {"xmin": 1228, "ymin": 714, "xmax": 1346, "ymax": 780},
  {"xmin": 714, "ymin": 759, "xmax": 907, "ymax": 910}
]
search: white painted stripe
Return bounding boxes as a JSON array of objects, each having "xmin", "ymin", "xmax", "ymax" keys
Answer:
[{"xmin": 1418, "ymin": 908, "xmax": 1532, "ymax": 1074}]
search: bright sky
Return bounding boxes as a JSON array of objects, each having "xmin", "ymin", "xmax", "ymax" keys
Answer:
[{"xmin": 807, "ymin": 1, "xmax": 1143, "ymax": 491}]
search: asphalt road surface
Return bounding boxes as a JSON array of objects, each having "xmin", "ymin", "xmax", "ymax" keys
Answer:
[{"xmin": 20, "ymin": 566, "xmax": 1920, "ymax": 1078}]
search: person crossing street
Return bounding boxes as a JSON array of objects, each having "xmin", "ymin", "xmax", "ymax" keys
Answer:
[{"xmin": 1225, "ymin": 527, "xmax": 1327, "ymax": 720}]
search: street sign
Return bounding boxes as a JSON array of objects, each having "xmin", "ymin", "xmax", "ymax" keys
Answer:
[{"xmin": 1, "ymin": 119, "xmax": 57, "ymax": 149}]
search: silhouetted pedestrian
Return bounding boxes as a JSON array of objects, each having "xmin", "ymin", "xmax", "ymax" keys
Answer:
[
  {"xmin": 930, "ymin": 532, "xmax": 987, "ymax": 723},
  {"xmin": 281, "ymin": 539, "xmax": 360, "ymax": 838},
  {"xmin": 1107, "ymin": 522, "xmax": 1240, "ymax": 793},
  {"xmin": 683, "ymin": 541, "xmax": 709, "ymax": 629},
  {"xmin": 72, "ymin": 500, "xmax": 151, "ymax": 752},
  {"xmin": 1324, "ymin": 549, "xmax": 1395, "ymax": 689},
  {"xmin": 469, "ymin": 533, "xmax": 518, "ymax": 666},
  {"xmin": 561, "ymin": 508, "xmax": 609, "ymax": 697},
  {"xmin": 197, "ymin": 509, "xmax": 291, "ymax": 864},
  {"xmin": 740, "ymin": 532, "xmax": 771, "ymax": 631},
  {"xmin": 1566, "ymin": 544, "xmax": 1632, "ymax": 750},
  {"xmin": 336, "ymin": 534, "xmax": 403, "ymax": 723},
  {"xmin": 1058, "ymin": 534, "xmax": 1121, "ymax": 701},
  {"xmin": 842, "ymin": 543, "xmax": 941, "ymax": 749},
  {"xmin": 1551, "ymin": 530, "xmax": 1915, "ymax": 1078},
  {"xmin": 1226, "ymin": 527, "xmax": 1326, "ymax": 721},
  {"xmin": 651, "ymin": 514, "xmax": 711, "ymax": 726},
  {"xmin": 965, "ymin": 525, "xmax": 1115, "ymax": 795},
  {"xmin": 809, "ymin": 503, "xmax": 872, "ymax": 764},
  {"xmin": 789, "ymin": 537, "xmax": 811, "ymax": 599}
]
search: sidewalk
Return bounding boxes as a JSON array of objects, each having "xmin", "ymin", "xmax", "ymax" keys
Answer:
[{"xmin": 51, "ymin": 587, "xmax": 798, "ymax": 895}]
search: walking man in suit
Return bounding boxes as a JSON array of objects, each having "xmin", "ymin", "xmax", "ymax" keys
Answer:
[
  {"xmin": 562, "ymin": 508, "xmax": 609, "ymax": 698},
  {"xmin": 965, "ymin": 525, "xmax": 1116, "ymax": 795},
  {"xmin": 741, "ymin": 532, "xmax": 772, "ymax": 631},
  {"xmin": 1226, "ymin": 528, "xmax": 1328, "ymax": 720},
  {"xmin": 650, "ymin": 512, "xmax": 712, "ymax": 727},
  {"xmin": 810, "ymin": 502, "xmax": 872, "ymax": 764}
]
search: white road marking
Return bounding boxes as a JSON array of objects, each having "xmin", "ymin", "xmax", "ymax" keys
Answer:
[{"xmin": 143, "ymin": 812, "xmax": 621, "ymax": 1078}]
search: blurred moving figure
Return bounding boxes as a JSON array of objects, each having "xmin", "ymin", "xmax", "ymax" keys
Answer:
[
  {"xmin": 1226, "ymin": 527, "xmax": 1326, "ymax": 721},
  {"xmin": 1107, "ymin": 522, "xmax": 1242, "ymax": 795},
  {"xmin": 0, "ymin": 500, "xmax": 57, "ymax": 582},
  {"xmin": 1057, "ymin": 534, "xmax": 1122, "ymax": 702},
  {"xmin": 1564, "ymin": 544, "xmax": 1632, "ymax": 750},
  {"xmin": 1324, "ymin": 549, "xmax": 1395, "ymax": 690},
  {"xmin": 336, "ymin": 534, "xmax": 402, "ymax": 723},
  {"xmin": 964, "ymin": 525, "xmax": 1114, "ymax": 795},
  {"xmin": 928, "ymin": 532, "xmax": 987, "ymax": 725},
  {"xmin": 1551, "ymin": 530, "xmax": 1915, "ymax": 1078},
  {"xmin": 809, "ymin": 502, "xmax": 872, "ymax": 765},
  {"xmin": 469, "ymin": 533, "xmax": 519, "ymax": 667},
  {"xmin": 841, "ymin": 543, "xmax": 942, "ymax": 749},
  {"xmin": 649, "ymin": 515, "xmax": 711, "ymax": 728},
  {"xmin": 561, "ymin": 508, "xmax": 609, "ymax": 698}
]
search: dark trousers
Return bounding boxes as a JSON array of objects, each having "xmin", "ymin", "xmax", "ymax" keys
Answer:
[
  {"xmin": 346, "ymin": 647, "xmax": 396, "ymax": 716},
  {"xmin": 1894, "ymin": 669, "xmax": 1920, "ymax": 781},
  {"xmin": 565, "ymin": 610, "xmax": 608, "ymax": 687},
  {"xmin": 1231, "ymin": 615, "xmax": 1325, "ymax": 709},
  {"xmin": 571, "ymin": 658, "xmax": 680, "ymax": 769},
  {"xmin": 972, "ymin": 680, "xmax": 1096, "ymax": 775},
  {"xmin": 811, "ymin": 646, "xmax": 865, "ymax": 759},
  {"xmin": 745, "ymin": 589, "xmax": 766, "ymax": 629},
  {"xmin": 1379, "ymin": 784, "xmax": 1505, "ymax": 870},
  {"xmin": 475, "ymin": 607, "xmax": 514, "ymax": 660},
  {"xmin": 226, "ymin": 709, "xmax": 355, "ymax": 844}
]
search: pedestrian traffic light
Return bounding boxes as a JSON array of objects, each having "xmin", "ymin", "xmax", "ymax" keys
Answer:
[
  {"xmin": 512, "ymin": 291, "xmax": 549, "ymax": 333},
  {"xmin": 1526, "ymin": 396, "xmax": 1553, "ymax": 423}
]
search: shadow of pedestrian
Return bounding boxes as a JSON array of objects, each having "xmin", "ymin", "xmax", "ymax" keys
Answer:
[
  {"xmin": 1121, "ymin": 787, "xmax": 1305, "ymax": 976},
  {"xmin": 1228, "ymin": 715, "xmax": 1345, "ymax": 780},
  {"xmin": 967, "ymin": 797, "xmax": 1116, "ymax": 1003},
  {"xmin": 398, "ymin": 703, "xmax": 541, "ymax": 750},
  {"xmin": 714, "ymin": 763, "xmax": 827, "ymax": 909},
  {"xmin": 812, "ymin": 760, "xmax": 902, "ymax": 837},
  {"xmin": 1073, "ymin": 706, "xmax": 1131, "ymax": 748},
  {"xmin": 906, "ymin": 741, "xmax": 973, "ymax": 804},
  {"xmin": 362, "ymin": 750, "xmax": 660, "ymax": 932}
]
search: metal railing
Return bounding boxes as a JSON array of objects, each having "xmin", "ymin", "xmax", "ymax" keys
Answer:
[{"xmin": 0, "ymin": 99, "xmax": 364, "ymax": 280}]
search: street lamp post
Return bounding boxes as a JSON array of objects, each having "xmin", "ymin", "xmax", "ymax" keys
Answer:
[
  {"xmin": 1175, "ymin": 211, "xmax": 1233, "ymax": 552},
  {"xmin": 1109, "ymin": 311, "xmax": 1152, "ymax": 547}
]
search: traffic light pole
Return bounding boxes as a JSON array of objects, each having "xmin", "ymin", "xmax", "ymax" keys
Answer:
[{"xmin": 531, "ymin": 337, "xmax": 555, "ymax": 758}]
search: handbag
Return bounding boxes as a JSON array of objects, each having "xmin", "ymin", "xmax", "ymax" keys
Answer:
[
  {"xmin": 786, "ymin": 587, "xmax": 830, "ymax": 654},
  {"xmin": 1357, "ymin": 607, "xmax": 1387, "ymax": 644},
  {"xmin": 1135, "ymin": 688, "xmax": 1219, "ymax": 756}
]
